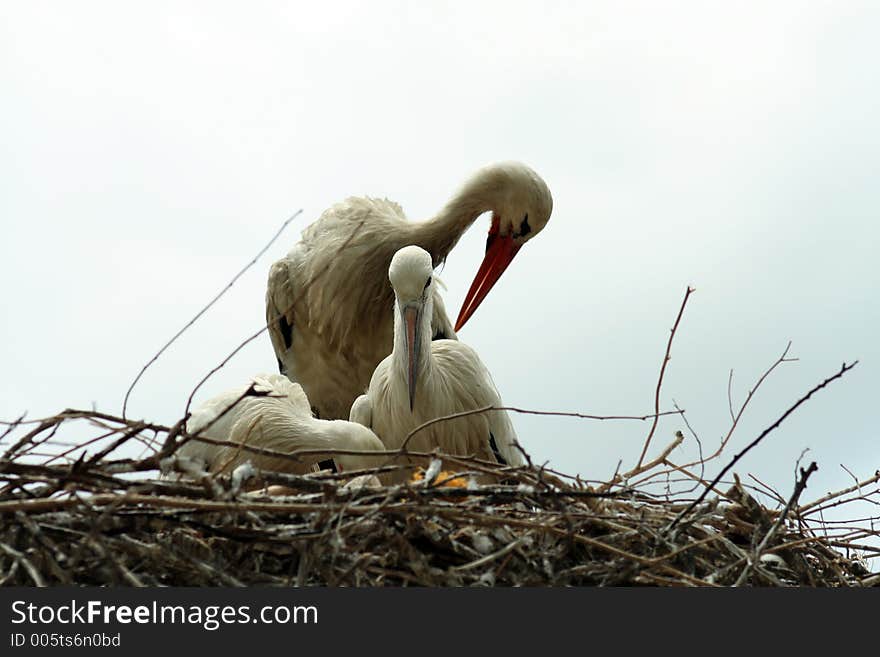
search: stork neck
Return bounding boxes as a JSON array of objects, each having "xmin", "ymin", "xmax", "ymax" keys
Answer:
[
  {"xmin": 301, "ymin": 419, "xmax": 367, "ymax": 471},
  {"xmin": 323, "ymin": 420, "xmax": 381, "ymax": 471},
  {"xmin": 295, "ymin": 418, "xmax": 344, "ymax": 454},
  {"xmin": 415, "ymin": 184, "xmax": 494, "ymax": 262}
]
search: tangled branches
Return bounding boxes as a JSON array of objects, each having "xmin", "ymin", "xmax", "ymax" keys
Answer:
[{"xmin": 0, "ymin": 374, "xmax": 876, "ymax": 586}]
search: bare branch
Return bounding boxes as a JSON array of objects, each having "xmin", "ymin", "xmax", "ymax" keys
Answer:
[
  {"xmin": 398, "ymin": 405, "xmax": 685, "ymax": 454},
  {"xmin": 734, "ymin": 461, "xmax": 818, "ymax": 586},
  {"xmin": 636, "ymin": 286, "xmax": 694, "ymax": 469},
  {"xmin": 800, "ymin": 469, "xmax": 880, "ymax": 515},
  {"xmin": 599, "ymin": 431, "xmax": 684, "ymax": 493}
]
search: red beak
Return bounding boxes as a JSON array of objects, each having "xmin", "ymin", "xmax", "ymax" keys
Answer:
[{"xmin": 455, "ymin": 223, "xmax": 521, "ymax": 332}]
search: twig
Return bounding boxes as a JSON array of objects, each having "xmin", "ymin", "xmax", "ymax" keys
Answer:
[
  {"xmin": 672, "ymin": 399, "xmax": 705, "ymax": 492},
  {"xmin": 727, "ymin": 369, "xmax": 736, "ymax": 423},
  {"xmin": 451, "ymin": 534, "xmax": 532, "ymax": 571},
  {"xmin": 636, "ymin": 286, "xmax": 694, "ymax": 468},
  {"xmin": 599, "ymin": 431, "xmax": 684, "ymax": 493},
  {"xmin": 0, "ymin": 413, "xmax": 26, "ymax": 445},
  {"xmin": 398, "ymin": 405, "xmax": 685, "ymax": 453},
  {"xmin": 0, "ymin": 541, "xmax": 46, "ymax": 587},
  {"xmin": 734, "ymin": 461, "xmax": 818, "ymax": 586},
  {"xmin": 840, "ymin": 463, "xmax": 861, "ymax": 488},
  {"xmin": 801, "ymin": 470, "xmax": 880, "ymax": 514},
  {"xmin": 746, "ymin": 473, "xmax": 787, "ymax": 506}
]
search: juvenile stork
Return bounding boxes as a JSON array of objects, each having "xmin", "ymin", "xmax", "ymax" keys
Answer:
[
  {"xmin": 349, "ymin": 246, "xmax": 524, "ymax": 482},
  {"xmin": 175, "ymin": 374, "xmax": 385, "ymax": 476},
  {"xmin": 266, "ymin": 162, "xmax": 552, "ymax": 420}
]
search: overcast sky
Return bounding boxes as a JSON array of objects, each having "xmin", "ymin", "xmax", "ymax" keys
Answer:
[{"xmin": 2, "ymin": 2, "xmax": 878, "ymax": 524}]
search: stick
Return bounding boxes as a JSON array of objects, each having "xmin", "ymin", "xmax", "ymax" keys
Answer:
[
  {"xmin": 801, "ymin": 470, "xmax": 880, "ymax": 514},
  {"xmin": 398, "ymin": 405, "xmax": 684, "ymax": 453},
  {"xmin": 734, "ymin": 461, "xmax": 818, "ymax": 586},
  {"xmin": 636, "ymin": 286, "xmax": 694, "ymax": 468}
]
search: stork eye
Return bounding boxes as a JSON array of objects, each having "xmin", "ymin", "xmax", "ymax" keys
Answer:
[
  {"xmin": 424, "ymin": 277, "xmax": 432, "ymax": 291},
  {"xmin": 519, "ymin": 214, "xmax": 532, "ymax": 237}
]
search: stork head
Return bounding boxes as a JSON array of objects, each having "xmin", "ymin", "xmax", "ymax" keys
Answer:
[
  {"xmin": 332, "ymin": 421, "xmax": 386, "ymax": 472},
  {"xmin": 389, "ymin": 246, "xmax": 435, "ymax": 411},
  {"xmin": 455, "ymin": 161, "xmax": 553, "ymax": 331}
]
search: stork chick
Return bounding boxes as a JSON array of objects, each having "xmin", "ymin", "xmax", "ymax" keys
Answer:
[
  {"xmin": 350, "ymin": 246, "xmax": 524, "ymax": 482},
  {"xmin": 175, "ymin": 374, "xmax": 385, "ymax": 478}
]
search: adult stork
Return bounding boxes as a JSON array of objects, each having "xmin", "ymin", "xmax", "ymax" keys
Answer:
[
  {"xmin": 349, "ymin": 246, "xmax": 524, "ymax": 482},
  {"xmin": 174, "ymin": 374, "xmax": 385, "ymax": 476},
  {"xmin": 266, "ymin": 161, "xmax": 552, "ymax": 420}
]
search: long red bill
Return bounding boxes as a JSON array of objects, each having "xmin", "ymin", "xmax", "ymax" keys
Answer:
[
  {"xmin": 403, "ymin": 305, "xmax": 421, "ymax": 411},
  {"xmin": 455, "ymin": 233, "xmax": 521, "ymax": 332}
]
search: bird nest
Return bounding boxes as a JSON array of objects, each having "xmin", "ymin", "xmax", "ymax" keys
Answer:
[{"xmin": 0, "ymin": 405, "xmax": 877, "ymax": 587}]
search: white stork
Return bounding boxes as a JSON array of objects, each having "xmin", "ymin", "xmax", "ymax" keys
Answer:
[
  {"xmin": 174, "ymin": 374, "xmax": 385, "ymax": 476},
  {"xmin": 349, "ymin": 246, "xmax": 525, "ymax": 482},
  {"xmin": 266, "ymin": 161, "xmax": 552, "ymax": 420}
]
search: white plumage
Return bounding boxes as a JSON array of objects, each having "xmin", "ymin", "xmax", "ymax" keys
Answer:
[
  {"xmin": 175, "ymin": 374, "xmax": 384, "ymax": 476},
  {"xmin": 351, "ymin": 246, "xmax": 525, "ymax": 482},
  {"xmin": 266, "ymin": 162, "xmax": 552, "ymax": 421}
]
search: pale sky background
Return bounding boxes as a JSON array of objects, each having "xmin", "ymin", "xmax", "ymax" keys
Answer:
[{"xmin": 1, "ymin": 2, "xmax": 878, "ymax": 531}]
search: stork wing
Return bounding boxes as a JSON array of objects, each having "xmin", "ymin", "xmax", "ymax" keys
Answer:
[
  {"xmin": 432, "ymin": 341, "xmax": 524, "ymax": 467},
  {"xmin": 484, "ymin": 404, "xmax": 525, "ymax": 467},
  {"xmin": 265, "ymin": 257, "xmax": 298, "ymax": 375}
]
